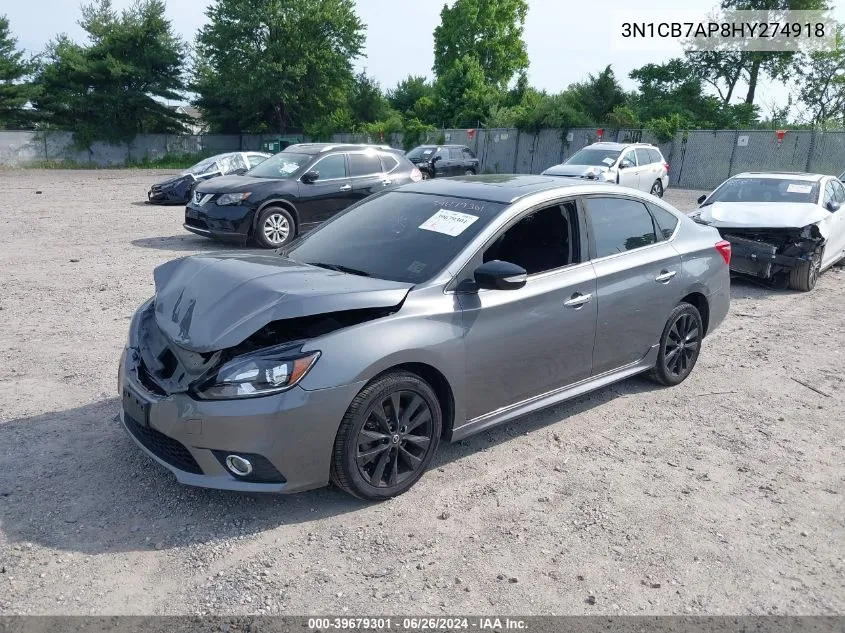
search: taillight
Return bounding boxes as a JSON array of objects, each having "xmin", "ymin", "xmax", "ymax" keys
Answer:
[
  {"xmin": 664, "ymin": 162, "xmax": 670, "ymax": 173},
  {"xmin": 715, "ymin": 240, "xmax": 731, "ymax": 265},
  {"xmin": 410, "ymin": 168, "xmax": 422, "ymax": 182}
]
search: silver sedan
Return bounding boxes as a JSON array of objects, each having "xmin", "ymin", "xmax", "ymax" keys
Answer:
[{"xmin": 119, "ymin": 176, "xmax": 731, "ymax": 500}]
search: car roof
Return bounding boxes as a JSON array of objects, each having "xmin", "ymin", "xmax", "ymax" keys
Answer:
[
  {"xmin": 283, "ymin": 143, "xmax": 395, "ymax": 155},
  {"xmin": 732, "ymin": 171, "xmax": 825, "ymax": 182},
  {"xmin": 397, "ymin": 174, "xmax": 619, "ymax": 204},
  {"xmin": 585, "ymin": 142, "xmax": 658, "ymax": 151},
  {"xmin": 415, "ymin": 144, "xmax": 468, "ymax": 149}
]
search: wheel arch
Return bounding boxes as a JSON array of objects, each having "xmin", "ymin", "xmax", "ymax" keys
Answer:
[
  {"xmin": 253, "ymin": 199, "xmax": 300, "ymax": 237},
  {"xmin": 679, "ymin": 291, "xmax": 710, "ymax": 336}
]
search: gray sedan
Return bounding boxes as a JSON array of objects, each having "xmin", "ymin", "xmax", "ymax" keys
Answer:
[{"xmin": 119, "ymin": 175, "xmax": 731, "ymax": 500}]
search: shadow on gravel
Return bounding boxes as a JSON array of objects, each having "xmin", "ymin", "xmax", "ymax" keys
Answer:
[
  {"xmin": 0, "ymin": 377, "xmax": 659, "ymax": 555},
  {"xmin": 131, "ymin": 235, "xmax": 253, "ymax": 253}
]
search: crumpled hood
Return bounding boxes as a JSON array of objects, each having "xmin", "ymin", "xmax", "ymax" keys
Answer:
[
  {"xmin": 153, "ymin": 174, "xmax": 191, "ymax": 188},
  {"xmin": 152, "ymin": 253, "xmax": 413, "ymax": 352},
  {"xmin": 699, "ymin": 202, "xmax": 830, "ymax": 230},
  {"xmin": 542, "ymin": 164, "xmax": 610, "ymax": 178}
]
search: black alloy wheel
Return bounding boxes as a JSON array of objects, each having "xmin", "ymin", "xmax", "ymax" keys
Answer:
[{"xmin": 650, "ymin": 302, "xmax": 703, "ymax": 386}]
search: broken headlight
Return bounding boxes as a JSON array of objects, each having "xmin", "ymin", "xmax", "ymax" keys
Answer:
[{"xmin": 196, "ymin": 346, "xmax": 320, "ymax": 399}]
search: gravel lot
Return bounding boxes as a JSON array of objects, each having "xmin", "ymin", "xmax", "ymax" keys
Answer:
[{"xmin": 0, "ymin": 169, "xmax": 843, "ymax": 616}]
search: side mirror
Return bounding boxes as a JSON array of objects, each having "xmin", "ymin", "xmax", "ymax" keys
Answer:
[
  {"xmin": 619, "ymin": 159, "xmax": 633, "ymax": 169},
  {"xmin": 827, "ymin": 200, "xmax": 840, "ymax": 212},
  {"xmin": 431, "ymin": 155, "xmax": 442, "ymax": 164},
  {"xmin": 473, "ymin": 260, "xmax": 528, "ymax": 291},
  {"xmin": 301, "ymin": 170, "xmax": 319, "ymax": 183},
  {"xmin": 697, "ymin": 194, "xmax": 708, "ymax": 205}
]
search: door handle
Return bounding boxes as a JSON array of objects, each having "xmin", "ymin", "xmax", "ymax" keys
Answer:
[
  {"xmin": 564, "ymin": 292, "xmax": 593, "ymax": 308},
  {"xmin": 339, "ymin": 184, "xmax": 352, "ymax": 192},
  {"xmin": 655, "ymin": 270, "xmax": 677, "ymax": 283}
]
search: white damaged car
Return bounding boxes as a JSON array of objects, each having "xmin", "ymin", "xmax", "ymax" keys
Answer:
[{"xmin": 692, "ymin": 172, "xmax": 845, "ymax": 291}]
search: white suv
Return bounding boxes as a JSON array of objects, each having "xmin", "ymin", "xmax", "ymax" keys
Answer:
[{"xmin": 542, "ymin": 142, "xmax": 670, "ymax": 197}]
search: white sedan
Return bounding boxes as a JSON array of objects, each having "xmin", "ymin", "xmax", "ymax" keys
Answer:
[{"xmin": 692, "ymin": 172, "xmax": 845, "ymax": 291}]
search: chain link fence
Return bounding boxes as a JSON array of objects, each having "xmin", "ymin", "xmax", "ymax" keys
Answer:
[{"xmin": 3, "ymin": 128, "xmax": 845, "ymax": 189}]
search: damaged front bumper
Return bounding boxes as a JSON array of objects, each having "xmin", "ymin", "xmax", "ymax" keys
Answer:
[
  {"xmin": 117, "ymin": 303, "xmax": 364, "ymax": 494},
  {"xmin": 715, "ymin": 225, "xmax": 824, "ymax": 282}
]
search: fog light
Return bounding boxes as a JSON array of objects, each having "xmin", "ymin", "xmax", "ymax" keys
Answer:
[{"xmin": 225, "ymin": 454, "xmax": 253, "ymax": 476}]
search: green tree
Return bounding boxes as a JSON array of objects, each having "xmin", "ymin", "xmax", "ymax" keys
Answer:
[
  {"xmin": 33, "ymin": 0, "xmax": 186, "ymax": 146},
  {"xmin": 570, "ymin": 65, "xmax": 626, "ymax": 124},
  {"xmin": 193, "ymin": 0, "xmax": 364, "ymax": 133},
  {"xmin": 348, "ymin": 70, "xmax": 390, "ymax": 124},
  {"xmin": 433, "ymin": 56, "xmax": 499, "ymax": 127},
  {"xmin": 387, "ymin": 75, "xmax": 435, "ymax": 118},
  {"xmin": 432, "ymin": 0, "xmax": 529, "ymax": 89},
  {"xmin": 795, "ymin": 26, "xmax": 845, "ymax": 125},
  {"xmin": 719, "ymin": 0, "xmax": 830, "ymax": 105},
  {"xmin": 0, "ymin": 15, "xmax": 37, "ymax": 128}
]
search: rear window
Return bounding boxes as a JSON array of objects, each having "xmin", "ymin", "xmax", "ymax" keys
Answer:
[
  {"xmin": 647, "ymin": 202, "xmax": 679, "ymax": 240},
  {"xmin": 648, "ymin": 148, "xmax": 663, "ymax": 164},
  {"xmin": 635, "ymin": 148, "xmax": 652, "ymax": 165},
  {"xmin": 704, "ymin": 177, "xmax": 820, "ymax": 205},
  {"xmin": 585, "ymin": 197, "xmax": 657, "ymax": 258},
  {"xmin": 348, "ymin": 153, "xmax": 382, "ymax": 177},
  {"xmin": 286, "ymin": 192, "xmax": 506, "ymax": 283},
  {"xmin": 462, "ymin": 148, "xmax": 476, "ymax": 159},
  {"xmin": 380, "ymin": 154, "xmax": 399, "ymax": 172}
]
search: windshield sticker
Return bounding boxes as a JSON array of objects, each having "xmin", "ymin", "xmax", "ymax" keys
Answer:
[
  {"xmin": 278, "ymin": 162, "xmax": 301, "ymax": 175},
  {"xmin": 407, "ymin": 261, "xmax": 427, "ymax": 274},
  {"xmin": 602, "ymin": 157, "xmax": 615, "ymax": 166},
  {"xmin": 419, "ymin": 209, "xmax": 479, "ymax": 237},
  {"xmin": 786, "ymin": 183, "xmax": 812, "ymax": 194}
]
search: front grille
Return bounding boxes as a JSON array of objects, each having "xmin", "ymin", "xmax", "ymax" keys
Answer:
[
  {"xmin": 212, "ymin": 451, "xmax": 286, "ymax": 483},
  {"xmin": 185, "ymin": 217, "xmax": 208, "ymax": 230},
  {"xmin": 124, "ymin": 413, "xmax": 203, "ymax": 475}
]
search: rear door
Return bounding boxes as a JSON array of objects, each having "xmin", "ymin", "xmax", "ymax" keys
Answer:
[
  {"xmin": 584, "ymin": 195, "xmax": 683, "ymax": 375},
  {"xmin": 432, "ymin": 148, "xmax": 453, "ymax": 177},
  {"xmin": 635, "ymin": 148, "xmax": 657, "ymax": 192},
  {"xmin": 349, "ymin": 152, "xmax": 388, "ymax": 202},
  {"xmin": 462, "ymin": 147, "xmax": 479, "ymax": 173},
  {"xmin": 296, "ymin": 153, "xmax": 353, "ymax": 227},
  {"xmin": 616, "ymin": 149, "xmax": 640, "ymax": 189},
  {"xmin": 822, "ymin": 179, "xmax": 845, "ymax": 267}
]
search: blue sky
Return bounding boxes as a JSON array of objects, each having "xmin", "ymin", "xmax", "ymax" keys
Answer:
[{"xmin": 6, "ymin": 0, "xmax": 842, "ymax": 116}]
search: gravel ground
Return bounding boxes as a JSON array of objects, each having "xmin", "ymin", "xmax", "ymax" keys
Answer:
[{"xmin": 0, "ymin": 169, "xmax": 843, "ymax": 616}]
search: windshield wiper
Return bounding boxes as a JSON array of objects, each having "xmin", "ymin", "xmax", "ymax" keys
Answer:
[{"xmin": 307, "ymin": 262, "xmax": 371, "ymax": 277}]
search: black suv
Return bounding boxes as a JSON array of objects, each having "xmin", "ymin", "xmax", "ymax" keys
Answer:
[
  {"xmin": 184, "ymin": 143, "xmax": 422, "ymax": 248},
  {"xmin": 405, "ymin": 145, "xmax": 480, "ymax": 179}
]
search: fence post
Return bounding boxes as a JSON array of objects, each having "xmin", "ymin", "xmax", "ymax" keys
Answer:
[
  {"xmin": 43, "ymin": 133, "xmax": 48, "ymax": 161},
  {"xmin": 805, "ymin": 129, "xmax": 816, "ymax": 172},
  {"xmin": 512, "ymin": 131, "xmax": 520, "ymax": 173},
  {"xmin": 726, "ymin": 130, "xmax": 739, "ymax": 178}
]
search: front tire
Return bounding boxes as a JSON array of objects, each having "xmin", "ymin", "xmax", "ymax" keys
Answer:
[
  {"xmin": 788, "ymin": 251, "xmax": 821, "ymax": 291},
  {"xmin": 331, "ymin": 371, "xmax": 442, "ymax": 500},
  {"xmin": 464, "ymin": 169, "xmax": 476, "ymax": 175},
  {"xmin": 255, "ymin": 207, "xmax": 295, "ymax": 249},
  {"xmin": 649, "ymin": 302, "xmax": 703, "ymax": 386}
]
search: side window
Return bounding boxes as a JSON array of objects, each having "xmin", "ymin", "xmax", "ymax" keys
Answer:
[
  {"xmin": 833, "ymin": 180, "xmax": 845, "ymax": 203},
  {"xmin": 448, "ymin": 148, "xmax": 463, "ymax": 160},
  {"xmin": 621, "ymin": 150, "xmax": 637, "ymax": 167},
  {"xmin": 635, "ymin": 148, "xmax": 652, "ymax": 166},
  {"xmin": 231, "ymin": 153, "xmax": 247, "ymax": 171},
  {"xmin": 462, "ymin": 148, "xmax": 476, "ymax": 159},
  {"xmin": 311, "ymin": 154, "xmax": 348, "ymax": 180},
  {"xmin": 348, "ymin": 153, "xmax": 382, "ymax": 177},
  {"xmin": 482, "ymin": 202, "xmax": 578, "ymax": 275},
  {"xmin": 585, "ymin": 197, "xmax": 658, "ymax": 258},
  {"xmin": 247, "ymin": 154, "xmax": 267, "ymax": 168},
  {"xmin": 823, "ymin": 182, "xmax": 835, "ymax": 206},
  {"xmin": 434, "ymin": 149, "xmax": 446, "ymax": 160},
  {"xmin": 647, "ymin": 202, "xmax": 679, "ymax": 240},
  {"xmin": 379, "ymin": 153, "xmax": 399, "ymax": 173}
]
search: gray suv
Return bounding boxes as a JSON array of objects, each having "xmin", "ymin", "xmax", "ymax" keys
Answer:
[
  {"xmin": 119, "ymin": 175, "xmax": 730, "ymax": 500},
  {"xmin": 543, "ymin": 142, "xmax": 670, "ymax": 198}
]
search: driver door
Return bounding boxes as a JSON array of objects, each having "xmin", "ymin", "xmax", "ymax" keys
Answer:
[
  {"xmin": 822, "ymin": 180, "xmax": 845, "ymax": 268},
  {"xmin": 457, "ymin": 200, "xmax": 597, "ymax": 421}
]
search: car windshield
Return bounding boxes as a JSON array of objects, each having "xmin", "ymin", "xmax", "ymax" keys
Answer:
[
  {"xmin": 406, "ymin": 147, "xmax": 436, "ymax": 159},
  {"xmin": 703, "ymin": 177, "xmax": 820, "ymax": 205},
  {"xmin": 185, "ymin": 156, "xmax": 219, "ymax": 176},
  {"xmin": 565, "ymin": 148, "xmax": 621, "ymax": 167},
  {"xmin": 246, "ymin": 152, "xmax": 311, "ymax": 179},
  {"xmin": 285, "ymin": 191, "xmax": 506, "ymax": 283}
]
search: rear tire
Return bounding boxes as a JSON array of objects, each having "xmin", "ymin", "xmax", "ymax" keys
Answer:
[
  {"xmin": 650, "ymin": 180, "xmax": 664, "ymax": 198},
  {"xmin": 649, "ymin": 302, "xmax": 703, "ymax": 387},
  {"xmin": 255, "ymin": 207, "xmax": 295, "ymax": 249},
  {"xmin": 788, "ymin": 251, "xmax": 821, "ymax": 291},
  {"xmin": 330, "ymin": 371, "xmax": 442, "ymax": 501}
]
